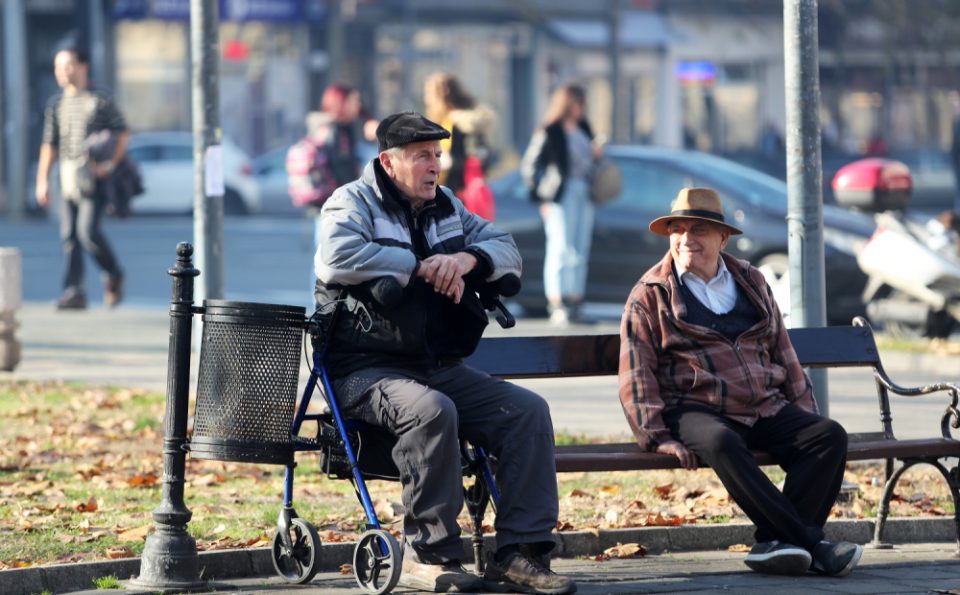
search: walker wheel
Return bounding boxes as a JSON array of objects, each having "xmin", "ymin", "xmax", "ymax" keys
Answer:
[
  {"xmin": 271, "ymin": 518, "xmax": 322, "ymax": 584},
  {"xmin": 353, "ymin": 529, "xmax": 402, "ymax": 594}
]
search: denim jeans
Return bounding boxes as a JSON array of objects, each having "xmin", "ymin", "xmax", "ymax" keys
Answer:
[{"xmin": 542, "ymin": 177, "xmax": 594, "ymax": 302}]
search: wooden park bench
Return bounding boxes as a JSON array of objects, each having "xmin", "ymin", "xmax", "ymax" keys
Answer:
[{"xmin": 465, "ymin": 317, "xmax": 960, "ymax": 551}]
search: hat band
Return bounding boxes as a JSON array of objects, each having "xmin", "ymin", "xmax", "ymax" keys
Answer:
[{"xmin": 670, "ymin": 209, "xmax": 726, "ymax": 224}]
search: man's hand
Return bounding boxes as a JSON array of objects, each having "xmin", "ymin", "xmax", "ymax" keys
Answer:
[
  {"xmin": 35, "ymin": 179, "xmax": 50, "ymax": 208},
  {"xmin": 417, "ymin": 252, "xmax": 477, "ymax": 304},
  {"xmin": 656, "ymin": 439, "xmax": 698, "ymax": 470},
  {"xmin": 93, "ymin": 161, "xmax": 116, "ymax": 179}
]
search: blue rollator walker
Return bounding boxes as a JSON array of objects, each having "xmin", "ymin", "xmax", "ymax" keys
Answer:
[{"xmin": 269, "ymin": 275, "xmax": 519, "ymax": 593}]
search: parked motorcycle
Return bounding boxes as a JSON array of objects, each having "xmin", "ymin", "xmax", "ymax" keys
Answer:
[{"xmin": 833, "ymin": 158, "xmax": 960, "ymax": 338}]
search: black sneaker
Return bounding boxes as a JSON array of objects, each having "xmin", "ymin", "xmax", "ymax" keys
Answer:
[
  {"xmin": 811, "ymin": 540, "xmax": 863, "ymax": 577},
  {"xmin": 744, "ymin": 541, "xmax": 812, "ymax": 576},
  {"xmin": 56, "ymin": 292, "xmax": 87, "ymax": 310},
  {"xmin": 483, "ymin": 551, "xmax": 576, "ymax": 594}
]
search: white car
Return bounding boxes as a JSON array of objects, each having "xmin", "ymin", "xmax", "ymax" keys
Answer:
[{"xmin": 125, "ymin": 131, "xmax": 260, "ymax": 215}]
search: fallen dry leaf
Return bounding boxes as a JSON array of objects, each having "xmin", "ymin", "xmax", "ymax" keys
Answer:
[
  {"xmin": 653, "ymin": 483, "xmax": 674, "ymax": 499},
  {"xmin": 105, "ymin": 545, "xmax": 135, "ymax": 559},
  {"xmin": 127, "ymin": 472, "xmax": 159, "ymax": 488},
  {"xmin": 599, "ymin": 484, "xmax": 621, "ymax": 498},
  {"xmin": 728, "ymin": 543, "xmax": 751, "ymax": 553},
  {"xmin": 340, "ymin": 563, "xmax": 353, "ymax": 575},
  {"xmin": 117, "ymin": 525, "xmax": 152, "ymax": 543},
  {"xmin": 74, "ymin": 496, "xmax": 98, "ymax": 513},
  {"xmin": 596, "ymin": 542, "xmax": 647, "ymax": 561}
]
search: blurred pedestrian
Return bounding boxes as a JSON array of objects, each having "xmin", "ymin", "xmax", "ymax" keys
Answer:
[
  {"xmin": 521, "ymin": 84, "xmax": 600, "ymax": 325},
  {"xmin": 35, "ymin": 46, "xmax": 127, "ymax": 310},
  {"xmin": 297, "ymin": 83, "xmax": 378, "ymax": 257},
  {"xmin": 423, "ymin": 72, "xmax": 497, "ymax": 219}
]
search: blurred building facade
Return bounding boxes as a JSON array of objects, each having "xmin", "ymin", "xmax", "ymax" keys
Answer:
[{"xmin": 4, "ymin": 0, "xmax": 960, "ymax": 214}]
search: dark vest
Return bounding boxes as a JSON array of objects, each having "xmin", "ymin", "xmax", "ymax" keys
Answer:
[{"xmin": 677, "ymin": 275, "xmax": 761, "ymax": 342}]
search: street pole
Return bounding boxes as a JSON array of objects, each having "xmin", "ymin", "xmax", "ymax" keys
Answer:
[
  {"xmin": 87, "ymin": 0, "xmax": 107, "ymax": 90},
  {"xmin": 325, "ymin": 0, "xmax": 344, "ymax": 86},
  {"xmin": 191, "ymin": 0, "xmax": 224, "ymax": 309},
  {"xmin": 131, "ymin": 243, "xmax": 204, "ymax": 591},
  {"xmin": 784, "ymin": 0, "xmax": 828, "ymax": 415},
  {"xmin": 608, "ymin": 0, "xmax": 622, "ymax": 143},
  {"xmin": 2, "ymin": 0, "xmax": 28, "ymax": 219}
]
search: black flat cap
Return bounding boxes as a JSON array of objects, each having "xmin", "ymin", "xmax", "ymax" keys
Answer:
[{"xmin": 376, "ymin": 112, "xmax": 450, "ymax": 152}]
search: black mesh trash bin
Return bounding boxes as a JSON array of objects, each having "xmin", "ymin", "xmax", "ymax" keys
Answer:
[{"xmin": 190, "ymin": 300, "xmax": 306, "ymax": 465}]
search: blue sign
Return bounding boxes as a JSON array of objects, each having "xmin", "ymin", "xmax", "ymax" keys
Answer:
[
  {"xmin": 675, "ymin": 61, "xmax": 717, "ymax": 83},
  {"xmin": 113, "ymin": 0, "xmax": 326, "ymax": 23}
]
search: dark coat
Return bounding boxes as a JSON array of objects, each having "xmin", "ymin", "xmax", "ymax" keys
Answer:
[{"xmin": 520, "ymin": 119, "xmax": 593, "ymax": 203}]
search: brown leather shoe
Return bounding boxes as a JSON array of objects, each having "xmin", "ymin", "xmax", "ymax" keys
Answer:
[
  {"xmin": 484, "ymin": 551, "xmax": 576, "ymax": 594},
  {"xmin": 56, "ymin": 292, "xmax": 87, "ymax": 310},
  {"xmin": 104, "ymin": 275, "xmax": 124, "ymax": 308},
  {"xmin": 397, "ymin": 557, "xmax": 483, "ymax": 593}
]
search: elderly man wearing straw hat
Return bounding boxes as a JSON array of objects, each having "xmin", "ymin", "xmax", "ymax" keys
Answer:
[{"xmin": 618, "ymin": 187, "xmax": 864, "ymax": 578}]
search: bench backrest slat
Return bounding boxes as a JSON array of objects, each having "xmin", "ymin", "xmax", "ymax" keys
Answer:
[{"xmin": 465, "ymin": 325, "xmax": 880, "ymax": 379}]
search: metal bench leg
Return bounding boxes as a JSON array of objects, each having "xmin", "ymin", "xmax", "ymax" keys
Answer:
[
  {"xmin": 870, "ymin": 460, "xmax": 913, "ymax": 549},
  {"xmin": 871, "ymin": 458, "xmax": 960, "ymax": 556}
]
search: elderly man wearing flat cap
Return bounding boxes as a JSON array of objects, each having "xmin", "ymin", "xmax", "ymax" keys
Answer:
[
  {"xmin": 313, "ymin": 112, "xmax": 576, "ymax": 594},
  {"xmin": 618, "ymin": 188, "xmax": 864, "ymax": 578}
]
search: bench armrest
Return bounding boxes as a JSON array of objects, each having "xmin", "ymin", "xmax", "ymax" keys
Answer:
[{"xmin": 872, "ymin": 362, "xmax": 960, "ymax": 440}]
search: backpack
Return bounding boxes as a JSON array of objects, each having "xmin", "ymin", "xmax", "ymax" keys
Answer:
[{"xmin": 285, "ymin": 132, "xmax": 338, "ymax": 208}]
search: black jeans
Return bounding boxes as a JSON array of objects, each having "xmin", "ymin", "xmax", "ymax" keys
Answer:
[
  {"xmin": 59, "ymin": 190, "xmax": 122, "ymax": 296},
  {"xmin": 663, "ymin": 403, "xmax": 848, "ymax": 550}
]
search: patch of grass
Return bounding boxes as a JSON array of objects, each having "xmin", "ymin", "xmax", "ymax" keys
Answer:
[
  {"xmin": 93, "ymin": 575, "xmax": 121, "ymax": 589},
  {"xmin": 1, "ymin": 381, "xmax": 955, "ymax": 569}
]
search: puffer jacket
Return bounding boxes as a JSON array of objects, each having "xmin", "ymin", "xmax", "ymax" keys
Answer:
[
  {"xmin": 618, "ymin": 251, "xmax": 817, "ymax": 451},
  {"xmin": 314, "ymin": 159, "xmax": 521, "ymax": 378}
]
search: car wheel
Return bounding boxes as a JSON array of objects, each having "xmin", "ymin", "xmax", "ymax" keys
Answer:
[
  {"xmin": 757, "ymin": 253, "xmax": 790, "ymax": 318},
  {"xmin": 224, "ymin": 188, "xmax": 248, "ymax": 216}
]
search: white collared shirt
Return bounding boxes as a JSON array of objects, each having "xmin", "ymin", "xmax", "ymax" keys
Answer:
[{"xmin": 675, "ymin": 257, "xmax": 738, "ymax": 314}]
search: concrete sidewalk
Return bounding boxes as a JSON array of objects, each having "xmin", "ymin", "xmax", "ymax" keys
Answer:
[{"xmin": 9, "ymin": 524, "xmax": 960, "ymax": 595}]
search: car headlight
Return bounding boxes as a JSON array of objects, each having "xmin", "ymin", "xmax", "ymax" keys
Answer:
[{"xmin": 822, "ymin": 228, "xmax": 867, "ymax": 257}]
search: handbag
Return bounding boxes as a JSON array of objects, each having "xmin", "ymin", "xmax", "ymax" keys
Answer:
[
  {"xmin": 459, "ymin": 156, "xmax": 495, "ymax": 221},
  {"xmin": 590, "ymin": 157, "xmax": 622, "ymax": 205}
]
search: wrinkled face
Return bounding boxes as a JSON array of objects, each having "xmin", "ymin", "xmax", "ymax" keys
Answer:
[
  {"xmin": 668, "ymin": 219, "xmax": 729, "ymax": 281},
  {"xmin": 380, "ymin": 140, "xmax": 442, "ymax": 205},
  {"xmin": 54, "ymin": 50, "xmax": 86, "ymax": 90}
]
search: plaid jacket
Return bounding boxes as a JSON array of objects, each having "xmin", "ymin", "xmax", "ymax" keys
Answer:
[{"xmin": 618, "ymin": 251, "xmax": 816, "ymax": 451}]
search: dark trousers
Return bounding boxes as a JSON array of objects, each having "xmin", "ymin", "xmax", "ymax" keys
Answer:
[
  {"xmin": 59, "ymin": 191, "xmax": 122, "ymax": 295},
  {"xmin": 664, "ymin": 403, "xmax": 848, "ymax": 550},
  {"xmin": 343, "ymin": 363, "xmax": 559, "ymax": 564}
]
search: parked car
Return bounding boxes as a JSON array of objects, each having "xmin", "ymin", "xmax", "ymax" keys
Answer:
[
  {"xmin": 124, "ymin": 131, "xmax": 260, "ymax": 215},
  {"xmin": 252, "ymin": 146, "xmax": 301, "ymax": 217},
  {"xmin": 491, "ymin": 145, "xmax": 877, "ymax": 325},
  {"xmin": 887, "ymin": 148, "xmax": 956, "ymax": 213}
]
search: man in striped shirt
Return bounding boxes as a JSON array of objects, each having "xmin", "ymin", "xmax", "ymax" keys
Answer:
[
  {"xmin": 35, "ymin": 47, "xmax": 127, "ymax": 310},
  {"xmin": 618, "ymin": 187, "xmax": 863, "ymax": 578}
]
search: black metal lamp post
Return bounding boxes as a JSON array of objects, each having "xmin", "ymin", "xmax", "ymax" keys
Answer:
[{"xmin": 131, "ymin": 242, "xmax": 205, "ymax": 591}]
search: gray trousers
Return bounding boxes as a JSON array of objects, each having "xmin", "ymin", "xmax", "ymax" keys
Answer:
[
  {"xmin": 59, "ymin": 191, "xmax": 122, "ymax": 295},
  {"xmin": 341, "ymin": 363, "xmax": 559, "ymax": 564}
]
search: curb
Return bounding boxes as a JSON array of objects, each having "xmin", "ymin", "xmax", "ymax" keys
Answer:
[{"xmin": 2, "ymin": 517, "xmax": 956, "ymax": 595}]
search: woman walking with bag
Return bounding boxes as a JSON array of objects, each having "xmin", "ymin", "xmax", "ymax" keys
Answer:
[{"xmin": 521, "ymin": 84, "xmax": 600, "ymax": 325}]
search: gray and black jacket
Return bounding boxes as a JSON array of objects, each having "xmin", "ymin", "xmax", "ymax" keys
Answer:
[
  {"xmin": 520, "ymin": 119, "xmax": 593, "ymax": 203},
  {"xmin": 314, "ymin": 159, "xmax": 522, "ymax": 381}
]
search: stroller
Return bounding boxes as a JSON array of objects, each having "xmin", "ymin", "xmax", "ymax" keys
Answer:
[{"xmin": 189, "ymin": 274, "xmax": 519, "ymax": 594}]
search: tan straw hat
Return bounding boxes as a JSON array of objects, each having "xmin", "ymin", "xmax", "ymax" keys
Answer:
[{"xmin": 648, "ymin": 187, "xmax": 743, "ymax": 236}]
